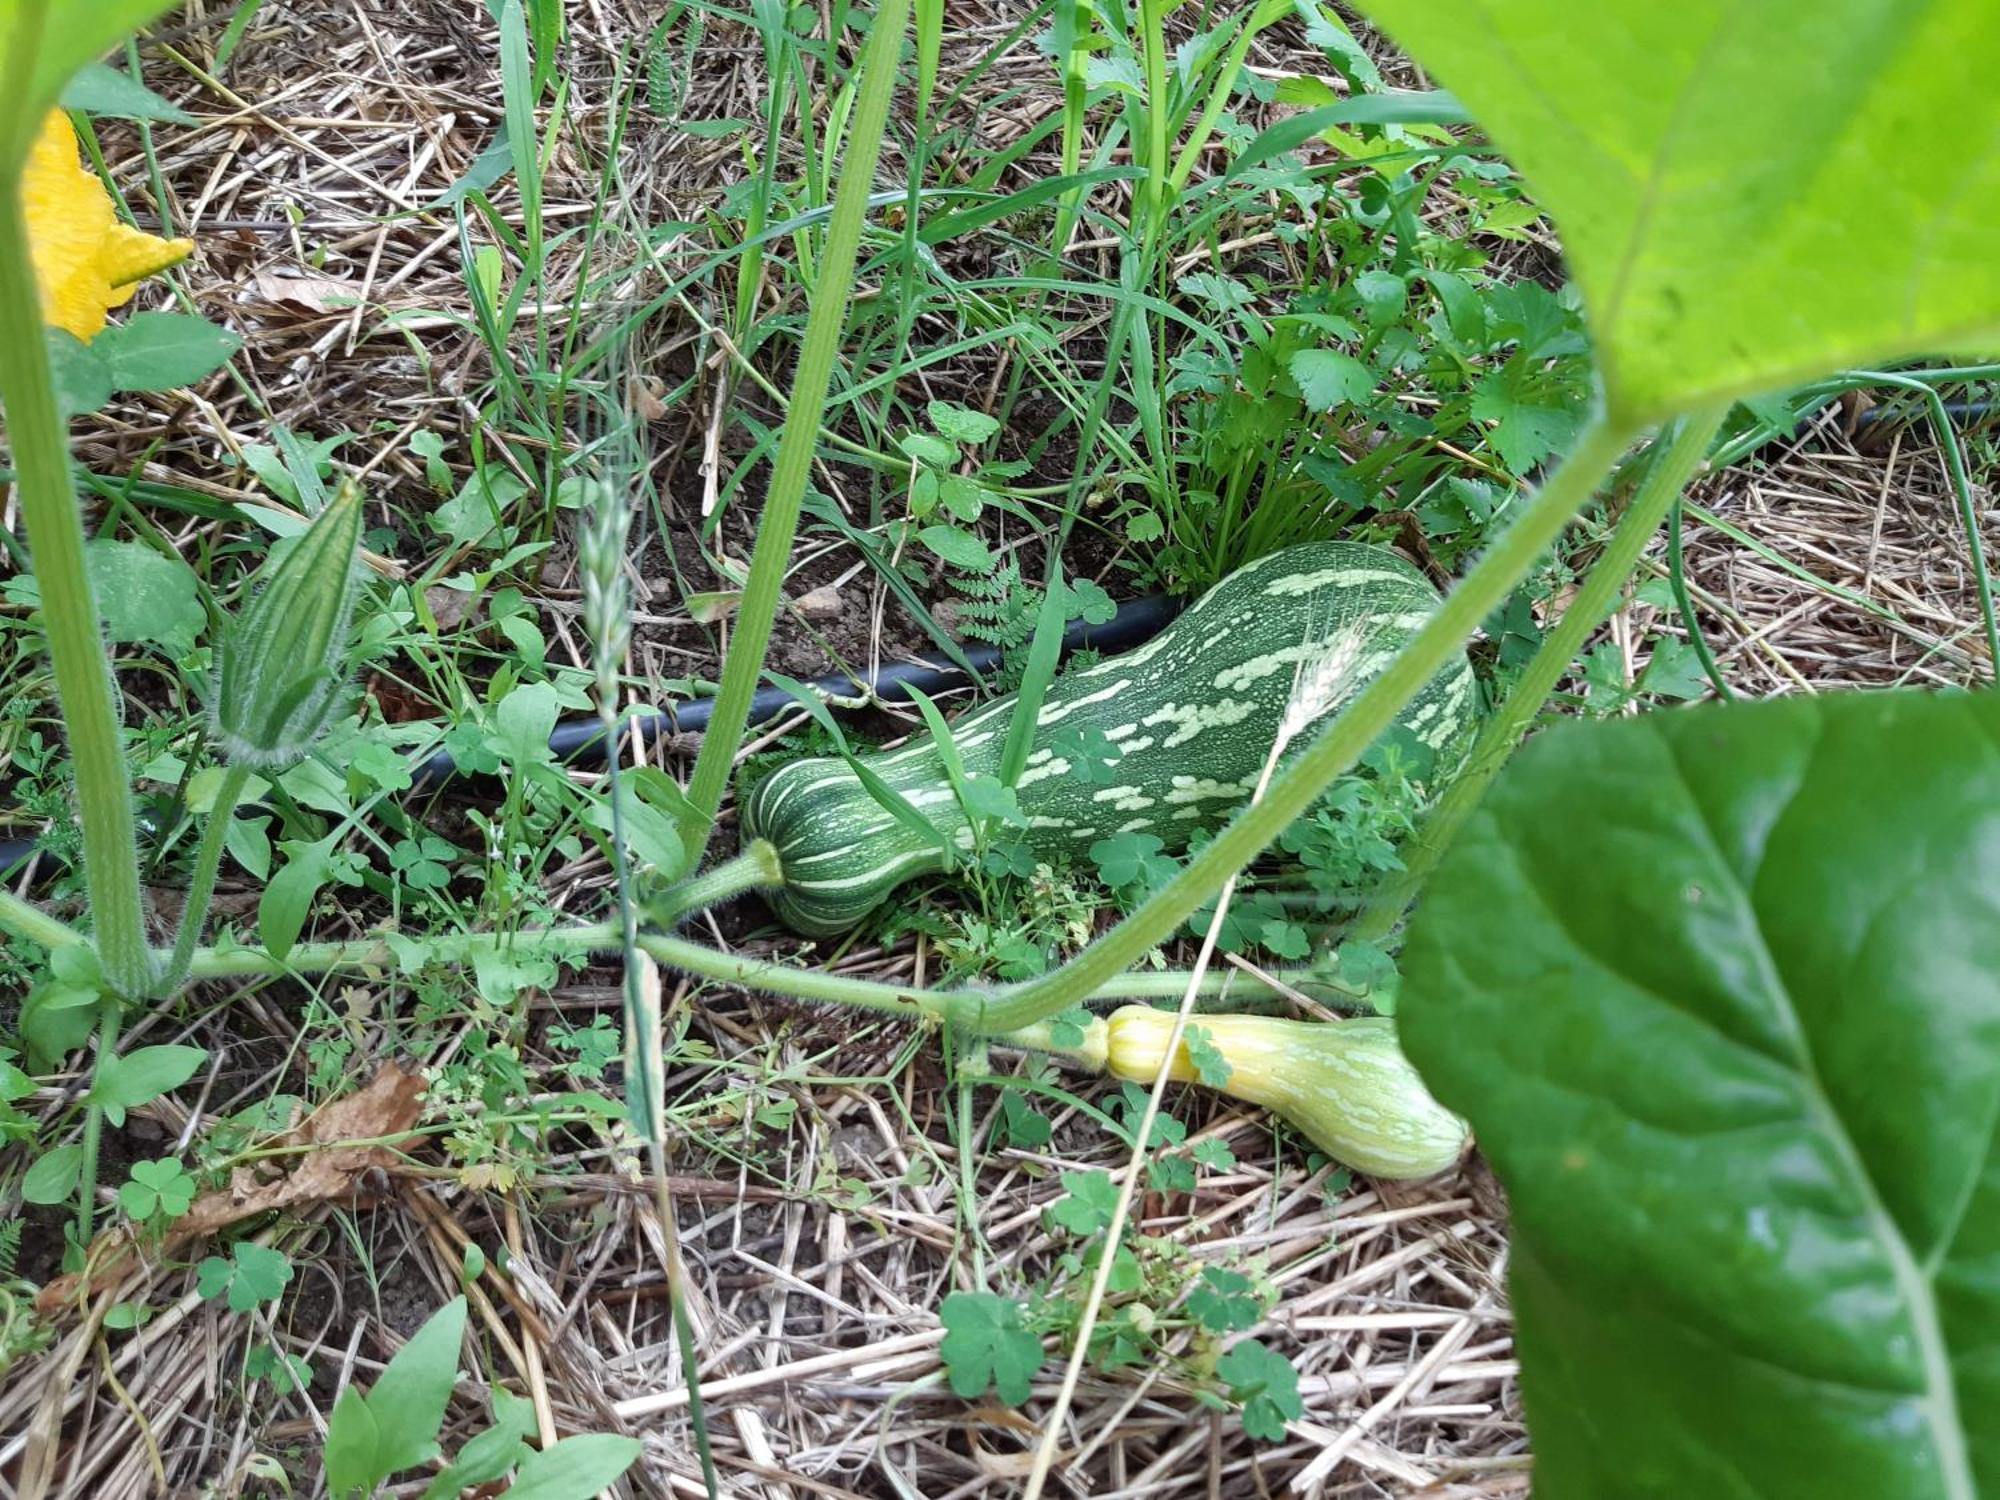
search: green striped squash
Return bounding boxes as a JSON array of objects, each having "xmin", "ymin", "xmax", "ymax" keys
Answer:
[{"xmin": 743, "ymin": 541, "xmax": 1476, "ymax": 936}]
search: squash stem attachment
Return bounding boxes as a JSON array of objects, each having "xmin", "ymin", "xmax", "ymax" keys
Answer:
[
  {"xmin": 165, "ymin": 915, "xmax": 1353, "ymax": 1014},
  {"xmin": 645, "ymin": 840, "xmax": 784, "ymax": 928}
]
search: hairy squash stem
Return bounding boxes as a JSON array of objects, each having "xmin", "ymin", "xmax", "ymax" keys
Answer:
[
  {"xmin": 0, "ymin": 159, "xmax": 153, "ymax": 999},
  {"xmin": 945, "ymin": 415, "xmax": 1641, "ymax": 1035},
  {"xmin": 645, "ymin": 842, "xmax": 784, "ymax": 927},
  {"xmin": 1355, "ymin": 404, "xmax": 1726, "ymax": 943},
  {"xmin": 73, "ymin": 996, "xmax": 121, "ymax": 1243},
  {"xmin": 0, "ymin": 888, "xmax": 86, "ymax": 951},
  {"xmin": 164, "ymin": 915, "xmax": 1343, "ymax": 1011}
]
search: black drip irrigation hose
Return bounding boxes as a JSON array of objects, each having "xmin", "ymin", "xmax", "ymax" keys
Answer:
[
  {"xmin": 1859, "ymin": 397, "xmax": 1998, "ymax": 428},
  {"xmin": 419, "ymin": 591, "xmax": 1181, "ymax": 791},
  {"xmin": 0, "ymin": 591, "xmax": 1185, "ymax": 878}
]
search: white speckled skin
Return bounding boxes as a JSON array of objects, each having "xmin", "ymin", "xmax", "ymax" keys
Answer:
[{"xmin": 743, "ymin": 541, "xmax": 1477, "ymax": 936}]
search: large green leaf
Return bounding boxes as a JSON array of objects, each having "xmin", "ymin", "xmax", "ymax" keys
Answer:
[
  {"xmin": 1354, "ymin": 0, "xmax": 2000, "ymax": 419},
  {"xmin": 1400, "ymin": 690, "xmax": 2000, "ymax": 1498}
]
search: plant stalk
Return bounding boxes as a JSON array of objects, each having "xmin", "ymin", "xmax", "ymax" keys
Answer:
[
  {"xmin": 679, "ymin": 0, "xmax": 913, "ymax": 852},
  {"xmin": 175, "ymin": 919, "xmax": 1340, "ymax": 1011},
  {"xmin": 1137, "ymin": 0, "xmax": 1172, "ymax": 224},
  {"xmin": 943, "ymin": 415, "xmax": 1641, "ymax": 1035},
  {"xmin": 647, "ymin": 841, "xmax": 783, "ymax": 927},
  {"xmin": 1354, "ymin": 403, "xmax": 1727, "ymax": 943},
  {"xmin": 0, "ymin": 168, "xmax": 153, "ymax": 998},
  {"xmin": 159, "ymin": 764, "xmax": 251, "ymax": 993},
  {"xmin": 0, "ymin": 888, "xmax": 86, "ymax": 951},
  {"xmin": 75, "ymin": 995, "xmax": 121, "ymax": 1245}
]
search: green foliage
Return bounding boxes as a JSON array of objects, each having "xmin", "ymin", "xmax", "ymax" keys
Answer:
[
  {"xmin": 83, "ymin": 540, "xmax": 204, "ymax": 656},
  {"xmin": 245, "ymin": 1344, "xmax": 313, "ymax": 1395},
  {"xmin": 1079, "ymin": 732, "xmax": 1435, "ymax": 977},
  {"xmin": 325, "ymin": 1295, "xmax": 468, "ymax": 1497},
  {"xmin": 21, "ymin": 1145, "xmax": 82, "ymax": 1206},
  {"xmin": 213, "ymin": 482, "xmax": 368, "ymax": 770},
  {"xmin": 487, "ymin": 1434, "xmax": 645, "ymax": 1500},
  {"xmin": 939, "ymin": 1291, "xmax": 1047, "ymax": 1407},
  {"xmin": 316, "ymin": 1295, "xmax": 640, "ymax": 1500},
  {"xmin": 1181, "ymin": 1026, "xmax": 1231, "ymax": 1089},
  {"xmin": 1186, "ymin": 1267, "xmax": 1260, "ymax": 1334},
  {"xmin": 1111, "ymin": 1081, "xmax": 1186, "ymax": 1150},
  {"xmin": 1215, "ymin": 1338, "xmax": 1302, "ymax": 1441},
  {"xmin": 1135, "ymin": 100, "xmax": 1594, "ymax": 591},
  {"xmin": 118, "ymin": 1157, "xmax": 194, "ymax": 1224},
  {"xmin": 992, "ymin": 1088, "xmax": 1053, "ymax": 1149},
  {"xmin": 197, "ymin": 1242, "xmax": 293, "ymax": 1313},
  {"xmin": 1051, "ymin": 724, "xmax": 1123, "ymax": 786},
  {"xmin": 904, "ymin": 399, "xmax": 1017, "ymax": 569},
  {"xmin": 1401, "ymin": 690, "xmax": 2000, "ymax": 1497},
  {"xmin": 1046, "ymin": 1005, "xmax": 1094, "ymax": 1050},
  {"xmin": 948, "ymin": 556, "xmax": 1041, "ymax": 651},
  {"xmin": 1045, "ymin": 1167, "xmax": 1119, "ymax": 1236},
  {"xmin": 47, "ymin": 312, "xmax": 241, "ymax": 416},
  {"xmin": 1, "ymin": 0, "xmax": 181, "ymax": 157},
  {"xmin": 549, "ymin": 1015, "xmax": 620, "ymax": 1080},
  {"xmin": 1359, "ymin": 0, "xmax": 2000, "ymax": 419},
  {"xmin": 88, "ymin": 1044, "xmax": 205, "ymax": 1127},
  {"xmin": 1088, "ymin": 832, "xmax": 1175, "ymax": 894},
  {"xmin": 5, "ymin": 0, "xmax": 2000, "ymax": 1480},
  {"xmin": 60, "ymin": 60, "xmax": 193, "ymax": 122}
]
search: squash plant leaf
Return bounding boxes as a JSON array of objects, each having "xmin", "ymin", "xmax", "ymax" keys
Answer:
[
  {"xmin": 1355, "ymin": 0, "xmax": 2000, "ymax": 419},
  {"xmin": 1399, "ymin": 690, "xmax": 2000, "ymax": 1498}
]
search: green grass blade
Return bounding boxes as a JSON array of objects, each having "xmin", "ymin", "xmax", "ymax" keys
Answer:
[{"xmin": 679, "ymin": 0, "xmax": 916, "ymax": 851}]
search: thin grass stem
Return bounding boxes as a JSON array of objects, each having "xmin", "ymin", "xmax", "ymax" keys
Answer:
[{"xmin": 1355, "ymin": 404, "xmax": 1727, "ymax": 943}]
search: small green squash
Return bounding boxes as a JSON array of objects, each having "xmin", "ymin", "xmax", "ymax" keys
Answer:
[{"xmin": 743, "ymin": 541, "xmax": 1476, "ymax": 936}]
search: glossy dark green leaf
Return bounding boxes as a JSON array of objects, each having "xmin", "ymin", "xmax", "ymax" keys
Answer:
[{"xmin": 1400, "ymin": 689, "xmax": 2000, "ymax": 1498}]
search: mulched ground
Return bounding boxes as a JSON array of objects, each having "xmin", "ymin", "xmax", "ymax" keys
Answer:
[{"xmin": 3, "ymin": 2, "xmax": 1994, "ymax": 1497}]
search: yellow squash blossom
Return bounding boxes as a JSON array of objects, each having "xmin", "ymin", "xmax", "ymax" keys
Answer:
[{"xmin": 21, "ymin": 109, "xmax": 191, "ymax": 341}]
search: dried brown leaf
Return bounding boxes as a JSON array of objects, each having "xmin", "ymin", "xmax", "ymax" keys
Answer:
[
  {"xmin": 249, "ymin": 269, "xmax": 363, "ymax": 315},
  {"xmin": 37, "ymin": 1065, "xmax": 425, "ymax": 1315}
]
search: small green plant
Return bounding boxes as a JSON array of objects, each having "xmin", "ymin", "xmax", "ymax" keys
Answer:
[
  {"xmin": 115, "ymin": 1157, "xmax": 194, "ymax": 1227},
  {"xmin": 939, "ymin": 1290, "xmax": 1047, "ymax": 1407},
  {"xmin": 940, "ymin": 1223, "xmax": 1299, "ymax": 1442},
  {"xmin": 1027, "ymin": 1147, "xmax": 1299, "ymax": 1433},
  {"xmin": 1213, "ymin": 1338, "xmax": 1303, "ymax": 1441},
  {"xmin": 323, "ymin": 1295, "xmax": 642, "ymax": 1500},
  {"xmin": 197, "ymin": 1242, "xmax": 293, "ymax": 1314},
  {"xmin": 949, "ymin": 556, "xmax": 1044, "ymax": 652},
  {"xmin": 901, "ymin": 400, "xmax": 1027, "ymax": 564}
]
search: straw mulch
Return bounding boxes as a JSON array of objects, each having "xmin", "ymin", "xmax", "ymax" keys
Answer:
[{"xmin": 2, "ymin": 2, "xmax": 1992, "ymax": 1497}]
